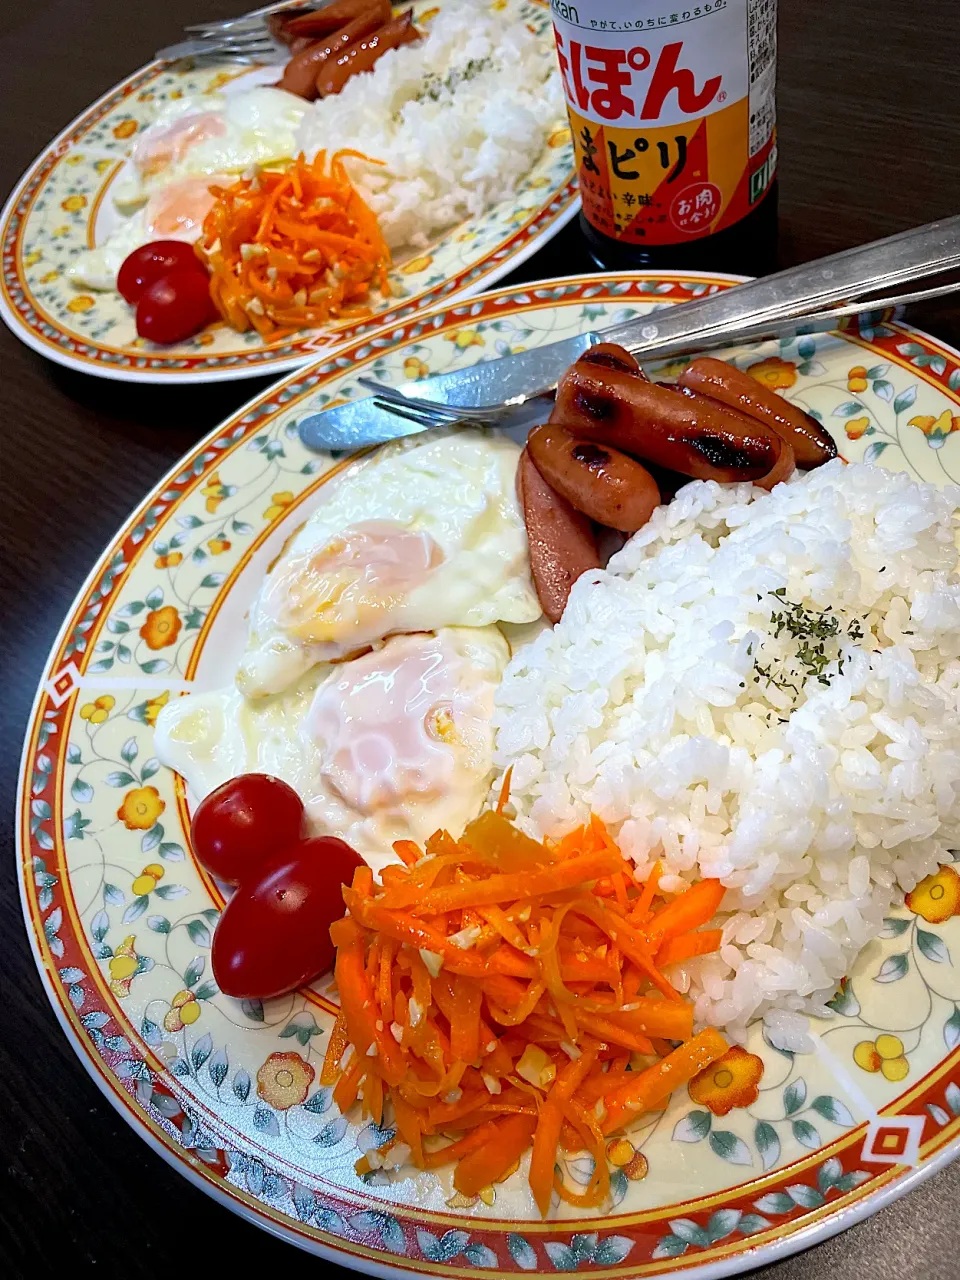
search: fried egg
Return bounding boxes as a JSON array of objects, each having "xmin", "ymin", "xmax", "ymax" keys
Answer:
[
  {"xmin": 67, "ymin": 86, "xmax": 306, "ymax": 291},
  {"xmin": 154, "ymin": 627, "xmax": 509, "ymax": 874},
  {"xmin": 237, "ymin": 429, "xmax": 540, "ymax": 699}
]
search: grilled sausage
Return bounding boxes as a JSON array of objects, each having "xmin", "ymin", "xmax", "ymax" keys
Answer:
[
  {"xmin": 271, "ymin": 0, "xmax": 380, "ymax": 43},
  {"xmin": 527, "ymin": 424, "xmax": 660, "ymax": 532},
  {"xmin": 268, "ymin": 10, "xmax": 303, "ymax": 46},
  {"xmin": 579, "ymin": 342, "xmax": 644, "ymax": 376},
  {"xmin": 551, "ymin": 362, "xmax": 795, "ymax": 488},
  {"xmin": 678, "ymin": 357, "xmax": 836, "ymax": 468},
  {"xmin": 278, "ymin": 2, "xmax": 390, "ymax": 99},
  {"xmin": 518, "ymin": 448, "xmax": 601, "ymax": 623},
  {"xmin": 316, "ymin": 10, "xmax": 420, "ymax": 97}
]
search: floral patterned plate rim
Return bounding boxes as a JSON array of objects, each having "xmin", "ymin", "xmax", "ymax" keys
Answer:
[
  {"xmin": 0, "ymin": 0, "xmax": 576, "ymax": 385},
  {"xmin": 18, "ymin": 269, "xmax": 960, "ymax": 1277}
]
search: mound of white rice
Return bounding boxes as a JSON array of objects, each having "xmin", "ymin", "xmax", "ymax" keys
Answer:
[
  {"xmin": 493, "ymin": 462, "xmax": 960, "ymax": 1044},
  {"xmin": 294, "ymin": 0, "xmax": 564, "ymax": 249}
]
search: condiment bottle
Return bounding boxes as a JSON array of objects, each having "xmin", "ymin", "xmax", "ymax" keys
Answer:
[{"xmin": 550, "ymin": 0, "xmax": 779, "ymax": 273}]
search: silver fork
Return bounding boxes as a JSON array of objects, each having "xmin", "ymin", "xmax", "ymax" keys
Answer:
[
  {"xmin": 356, "ymin": 377, "xmax": 526, "ymax": 431},
  {"xmin": 356, "ymin": 276, "xmax": 960, "ymax": 437},
  {"xmin": 184, "ymin": 3, "xmax": 292, "ymax": 33},
  {"xmin": 156, "ymin": 1, "xmax": 327, "ymax": 62},
  {"xmin": 156, "ymin": 27, "xmax": 282, "ymax": 62}
]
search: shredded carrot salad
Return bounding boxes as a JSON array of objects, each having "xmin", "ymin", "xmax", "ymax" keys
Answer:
[
  {"xmin": 326, "ymin": 807, "xmax": 729, "ymax": 1215},
  {"xmin": 197, "ymin": 150, "xmax": 391, "ymax": 339}
]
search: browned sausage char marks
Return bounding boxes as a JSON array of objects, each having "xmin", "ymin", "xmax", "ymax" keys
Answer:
[
  {"xmin": 527, "ymin": 424, "xmax": 660, "ymax": 532},
  {"xmin": 579, "ymin": 342, "xmax": 645, "ymax": 376},
  {"xmin": 551, "ymin": 362, "xmax": 794, "ymax": 487},
  {"xmin": 678, "ymin": 356, "xmax": 837, "ymax": 468}
]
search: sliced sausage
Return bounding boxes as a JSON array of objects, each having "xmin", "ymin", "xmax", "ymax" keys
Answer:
[
  {"xmin": 527, "ymin": 424, "xmax": 660, "ymax": 532},
  {"xmin": 551, "ymin": 362, "xmax": 794, "ymax": 487},
  {"xmin": 278, "ymin": 3, "xmax": 390, "ymax": 99},
  {"xmin": 674, "ymin": 386, "xmax": 796, "ymax": 491},
  {"xmin": 316, "ymin": 10, "xmax": 420, "ymax": 97},
  {"xmin": 579, "ymin": 342, "xmax": 644, "ymax": 376},
  {"xmin": 268, "ymin": 10, "xmax": 304, "ymax": 46},
  {"xmin": 678, "ymin": 357, "xmax": 836, "ymax": 469},
  {"xmin": 518, "ymin": 448, "xmax": 601, "ymax": 624}
]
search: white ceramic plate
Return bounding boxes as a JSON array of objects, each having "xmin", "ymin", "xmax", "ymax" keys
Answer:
[{"xmin": 19, "ymin": 271, "xmax": 960, "ymax": 1274}]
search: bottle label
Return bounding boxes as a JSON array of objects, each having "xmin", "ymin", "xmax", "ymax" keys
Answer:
[{"xmin": 550, "ymin": 0, "xmax": 777, "ymax": 246}]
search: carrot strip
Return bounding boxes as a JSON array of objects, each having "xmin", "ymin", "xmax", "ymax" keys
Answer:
[
  {"xmin": 454, "ymin": 1113, "xmax": 539, "ymax": 1197},
  {"xmin": 576, "ymin": 1061, "xmax": 631, "ymax": 1104},
  {"xmin": 611, "ymin": 872, "xmax": 629, "ymax": 911},
  {"xmin": 656, "ymin": 929, "xmax": 723, "ymax": 966},
  {"xmin": 601, "ymin": 1029, "xmax": 728, "ymax": 1134},
  {"xmin": 450, "ymin": 973, "xmax": 482, "ymax": 1065},
  {"xmin": 364, "ymin": 1070, "xmax": 384, "ymax": 1126},
  {"xmin": 555, "ymin": 1098, "xmax": 610, "ymax": 1207},
  {"xmin": 578, "ymin": 899, "xmax": 684, "ymax": 1003},
  {"xmin": 382, "ymin": 850, "xmax": 624, "ymax": 916},
  {"xmin": 392, "ymin": 1094, "xmax": 425, "ymax": 1168},
  {"xmin": 333, "ymin": 918, "xmax": 406, "ymax": 1086},
  {"xmin": 573, "ymin": 1011, "xmax": 656, "ymax": 1055},
  {"xmin": 427, "ymin": 1088, "xmax": 491, "ymax": 1130},
  {"xmin": 644, "ymin": 879, "xmax": 726, "ymax": 944},
  {"xmin": 377, "ymin": 936, "xmax": 396, "ymax": 1021},
  {"xmin": 529, "ymin": 1046, "xmax": 597, "ymax": 1215},
  {"xmin": 478, "ymin": 904, "xmax": 530, "ymax": 951},
  {"xmin": 581, "ymin": 995, "xmax": 693, "ymax": 1040},
  {"xmin": 496, "ymin": 766, "xmax": 514, "ymax": 814},
  {"xmin": 422, "ymin": 1121, "xmax": 498, "ymax": 1169},
  {"xmin": 633, "ymin": 860, "xmax": 662, "ymax": 920},
  {"xmin": 487, "ymin": 982, "xmax": 545, "ymax": 1027},
  {"xmin": 344, "ymin": 891, "xmax": 485, "ymax": 974},
  {"xmin": 321, "ymin": 1010, "xmax": 350, "ymax": 1086},
  {"xmin": 392, "ymin": 840, "xmax": 421, "ymax": 867},
  {"xmin": 353, "ymin": 865, "xmax": 374, "ymax": 899}
]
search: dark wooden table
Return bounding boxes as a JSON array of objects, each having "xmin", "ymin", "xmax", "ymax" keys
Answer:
[{"xmin": 3, "ymin": 2, "xmax": 959, "ymax": 1275}]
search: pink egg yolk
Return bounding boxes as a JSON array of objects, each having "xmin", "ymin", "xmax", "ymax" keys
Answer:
[
  {"xmin": 145, "ymin": 177, "xmax": 221, "ymax": 240},
  {"xmin": 307, "ymin": 633, "xmax": 463, "ymax": 813},
  {"xmin": 268, "ymin": 521, "xmax": 445, "ymax": 646},
  {"xmin": 132, "ymin": 111, "xmax": 227, "ymax": 179}
]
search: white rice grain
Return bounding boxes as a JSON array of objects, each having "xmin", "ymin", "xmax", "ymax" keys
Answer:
[{"xmin": 295, "ymin": 0, "xmax": 563, "ymax": 250}]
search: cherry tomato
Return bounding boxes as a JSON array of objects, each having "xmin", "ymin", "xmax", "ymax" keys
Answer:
[
  {"xmin": 212, "ymin": 837, "xmax": 364, "ymax": 998},
  {"xmin": 117, "ymin": 240, "xmax": 205, "ymax": 305},
  {"xmin": 135, "ymin": 267, "xmax": 215, "ymax": 344},
  {"xmin": 191, "ymin": 774, "xmax": 304, "ymax": 885}
]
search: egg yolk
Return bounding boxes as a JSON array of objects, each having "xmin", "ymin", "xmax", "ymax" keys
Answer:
[
  {"xmin": 307, "ymin": 634, "xmax": 464, "ymax": 813},
  {"xmin": 145, "ymin": 178, "xmax": 220, "ymax": 239},
  {"xmin": 133, "ymin": 112, "xmax": 227, "ymax": 180},
  {"xmin": 266, "ymin": 521, "xmax": 444, "ymax": 646}
]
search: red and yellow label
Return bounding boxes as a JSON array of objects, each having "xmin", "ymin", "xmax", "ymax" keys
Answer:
[
  {"xmin": 570, "ymin": 102, "xmax": 777, "ymax": 245},
  {"xmin": 551, "ymin": 1, "xmax": 778, "ymax": 245}
]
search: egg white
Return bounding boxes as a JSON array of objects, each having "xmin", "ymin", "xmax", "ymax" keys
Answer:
[
  {"xmin": 237, "ymin": 428, "xmax": 540, "ymax": 699},
  {"xmin": 154, "ymin": 626, "xmax": 509, "ymax": 875}
]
